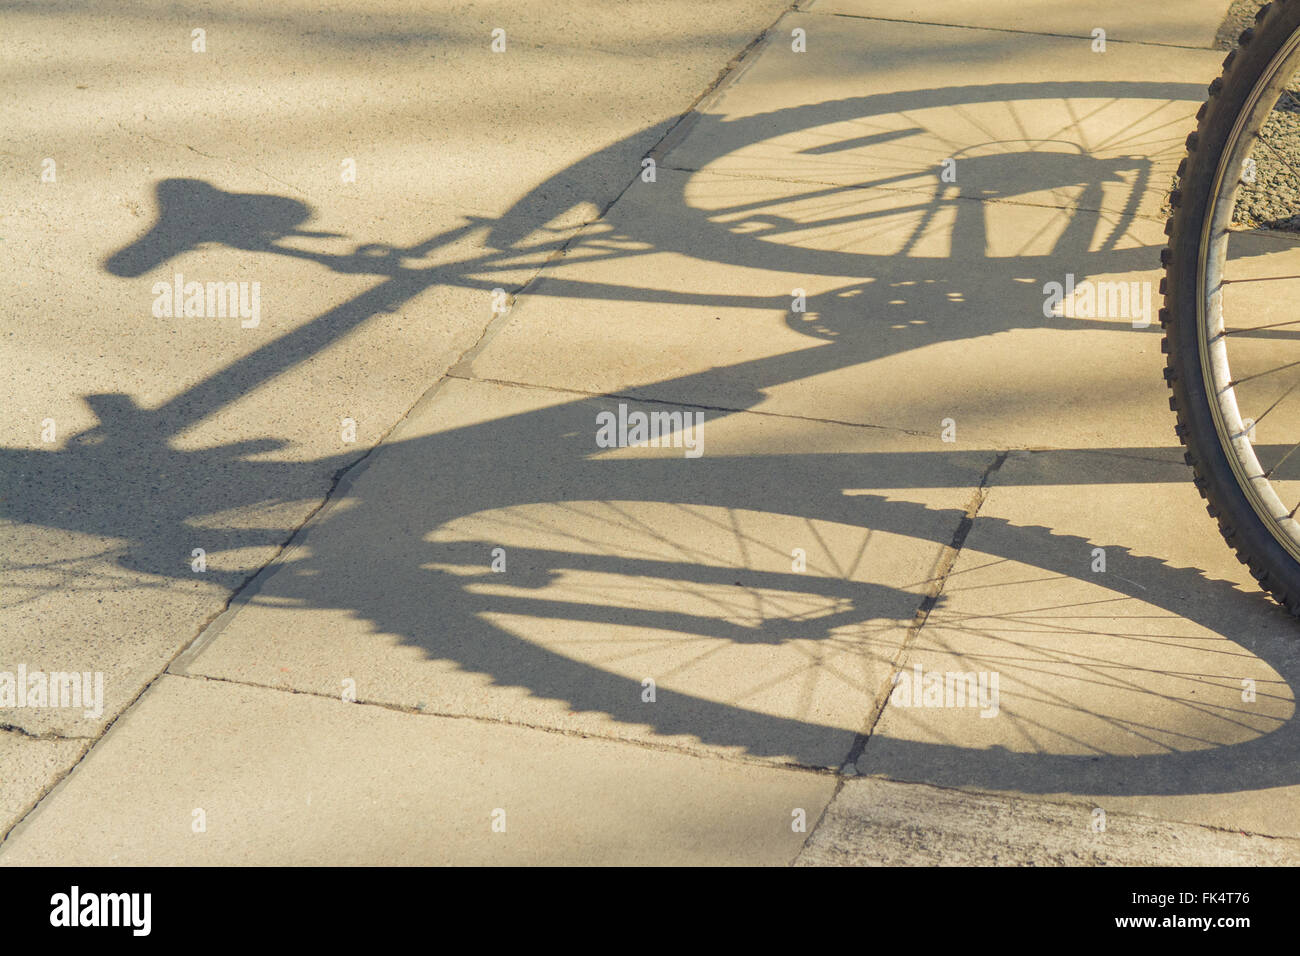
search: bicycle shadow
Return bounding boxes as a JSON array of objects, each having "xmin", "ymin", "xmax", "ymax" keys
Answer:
[{"xmin": 6, "ymin": 80, "xmax": 1299, "ymax": 800}]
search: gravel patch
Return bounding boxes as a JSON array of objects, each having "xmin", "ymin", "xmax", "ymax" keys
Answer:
[
  {"xmin": 1216, "ymin": 0, "xmax": 1268, "ymax": 49},
  {"xmin": 1236, "ymin": 88, "xmax": 1300, "ymax": 229}
]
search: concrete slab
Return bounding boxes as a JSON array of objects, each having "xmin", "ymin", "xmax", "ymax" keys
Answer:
[
  {"xmin": 858, "ymin": 448, "xmax": 1300, "ymax": 838},
  {"xmin": 3, "ymin": 0, "xmax": 796, "ymax": 224},
  {"xmin": 0, "ymin": 675, "xmax": 835, "ymax": 865},
  {"xmin": 797, "ymin": 776, "xmax": 1300, "ymax": 865},
  {"xmin": 174, "ymin": 376, "xmax": 994, "ymax": 770},
  {"xmin": 0, "ymin": 732, "xmax": 88, "ymax": 839},
  {"xmin": 804, "ymin": 0, "xmax": 1237, "ymax": 49}
]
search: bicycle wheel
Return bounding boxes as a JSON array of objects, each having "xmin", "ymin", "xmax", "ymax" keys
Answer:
[{"xmin": 1164, "ymin": 0, "xmax": 1300, "ymax": 613}]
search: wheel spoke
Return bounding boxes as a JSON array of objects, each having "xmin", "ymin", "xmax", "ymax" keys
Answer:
[
  {"xmin": 1227, "ymin": 356, "xmax": 1300, "ymax": 388},
  {"xmin": 1249, "ymin": 376, "xmax": 1300, "ymax": 431}
]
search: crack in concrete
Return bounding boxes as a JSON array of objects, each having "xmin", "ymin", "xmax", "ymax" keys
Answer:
[
  {"xmin": 818, "ymin": 10, "xmax": 1219, "ymax": 51},
  {"xmin": 839, "ymin": 449, "xmax": 1010, "ymax": 772},
  {"xmin": 166, "ymin": 670, "xmax": 845, "ymax": 777},
  {"xmin": 0, "ymin": 724, "xmax": 95, "ymax": 743},
  {"xmin": 444, "ymin": 371, "xmax": 939, "ymax": 438}
]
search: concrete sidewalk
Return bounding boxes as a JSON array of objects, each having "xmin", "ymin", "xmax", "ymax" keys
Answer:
[{"xmin": 4, "ymin": 0, "xmax": 1299, "ymax": 864}]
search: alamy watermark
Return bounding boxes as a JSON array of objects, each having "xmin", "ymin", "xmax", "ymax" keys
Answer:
[
  {"xmin": 595, "ymin": 402, "xmax": 704, "ymax": 458},
  {"xmin": 890, "ymin": 665, "xmax": 999, "ymax": 717},
  {"xmin": 1043, "ymin": 273, "xmax": 1152, "ymax": 328},
  {"xmin": 50, "ymin": 886, "xmax": 150, "ymax": 936},
  {"xmin": 0, "ymin": 665, "xmax": 104, "ymax": 718},
  {"xmin": 152, "ymin": 272, "xmax": 260, "ymax": 328}
]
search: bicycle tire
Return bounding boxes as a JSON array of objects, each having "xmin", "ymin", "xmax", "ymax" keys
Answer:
[{"xmin": 1164, "ymin": 0, "xmax": 1300, "ymax": 614}]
